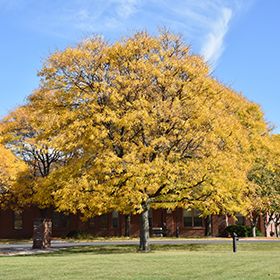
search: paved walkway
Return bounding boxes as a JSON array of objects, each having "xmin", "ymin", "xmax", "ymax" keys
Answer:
[{"xmin": 1, "ymin": 238, "xmax": 280, "ymax": 256}]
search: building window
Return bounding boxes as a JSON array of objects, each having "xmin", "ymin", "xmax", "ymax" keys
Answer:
[
  {"xmin": 89, "ymin": 217, "xmax": 95, "ymax": 228},
  {"xmin": 98, "ymin": 214, "xmax": 108, "ymax": 228},
  {"xmin": 235, "ymin": 213, "xmax": 245, "ymax": 226},
  {"xmin": 183, "ymin": 209, "xmax": 203, "ymax": 227},
  {"xmin": 148, "ymin": 209, "xmax": 153, "ymax": 227},
  {"xmin": 112, "ymin": 211, "xmax": 119, "ymax": 228},
  {"xmin": 13, "ymin": 211, "xmax": 23, "ymax": 230},
  {"xmin": 52, "ymin": 210, "xmax": 70, "ymax": 229}
]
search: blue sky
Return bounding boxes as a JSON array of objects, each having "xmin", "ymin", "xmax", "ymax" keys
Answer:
[{"xmin": 0, "ymin": 0, "xmax": 279, "ymax": 132}]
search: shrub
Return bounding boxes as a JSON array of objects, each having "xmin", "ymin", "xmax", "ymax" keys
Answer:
[
  {"xmin": 66, "ymin": 229, "xmax": 94, "ymax": 239},
  {"xmin": 255, "ymin": 227, "xmax": 264, "ymax": 237},
  {"xmin": 225, "ymin": 225, "xmax": 264, "ymax": 237},
  {"xmin": 66, "ymin": 229, "xmax": 85, "ymax": 238}
]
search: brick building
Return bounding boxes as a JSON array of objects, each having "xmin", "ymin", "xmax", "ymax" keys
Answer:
[{"xmin": 0, "ymin": 206, "xmax": 266, "ymax": 239}]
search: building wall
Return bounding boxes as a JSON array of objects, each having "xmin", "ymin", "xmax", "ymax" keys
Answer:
[
  {"xmin": 0, "ymin": 207, "xmax": 41, "ymax": 239},
  {"xmin": 0, "ymin": 206, "xmax": 267, "ymax": 239}
]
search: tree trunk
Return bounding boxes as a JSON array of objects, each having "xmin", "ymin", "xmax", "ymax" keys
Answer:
[
  {"xmin": 176, "ymin": 207, "xmax": 179, "ymax": 238},
  {"xmin": 139, "ymin": 200, "xmax": 150, "ymax": 252},
  {"xmin": 251, "ymin": 225, "xmax": 256, "ymax": 238},
  {"xmin": 265, "ymin": 224, "xmax": 269, "ymax": 238},
  {"xmin": 249, "ymin": 212, "xmax": 259, "ymax": 238},
  {"xmin": 276, "ymin": 224, "xmax": 280, "ymax": 237},
  {"xmin": 205, "ymin": 215, "xmax": 212, "ymax": 236},
  {"xmin": 33, "ymin": 218, "xmax": 52, "ymax": 249},
  {"xmin": 263, "ymin": 213, "xmax": 274, "ymax": 237},
  {"xmin": 125, "ymin": 214, "xmax": 131, "ymax": 237},
  {"xmin": 274, "ymin": 214, "xmax": 280, "ymax": 237}
]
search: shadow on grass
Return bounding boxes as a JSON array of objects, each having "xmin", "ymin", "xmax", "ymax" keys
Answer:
[
  {"xmin": 35, "ymin": 245, "xmax": 140, "ymax": 257},
  {"xmin": 33, "ymin": 243, "xmax": 232, "ymax": 257},
  {"xmin": 25, "ymin": 242, "xmax": 280, "ymax": 258}
]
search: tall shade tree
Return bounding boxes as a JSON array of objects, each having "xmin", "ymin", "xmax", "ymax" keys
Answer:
[
  {"xmin": 236, "ymin": 100, "xmax": 275, "ymax": 237},
  {"xmin": 247, "ymin": 134, "xmax": 280, "ymax": 237},
  {"xmin": 0, "ymin": 101, "xmax": 73, "ymax": 216},
  {"xmin": 26, "ymin": 29, "xmax": 266, "ymax": 250}
]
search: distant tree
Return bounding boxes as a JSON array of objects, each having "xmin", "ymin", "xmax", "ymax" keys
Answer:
[
  {"xmin": 15, "ymin": 29, "xmax": 268, "ymax": 250},
  {"xmin": 246, "ymin": 134, "xmax": 280, "ymax": 237},
  {"xmin": 0, "ymin": 100, "xmax": 73, "ymax": 216}
]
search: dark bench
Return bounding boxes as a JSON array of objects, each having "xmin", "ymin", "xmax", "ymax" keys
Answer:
[{"xmin": 150, "ymin": 227, "xmax": 171, "ymax": 237}]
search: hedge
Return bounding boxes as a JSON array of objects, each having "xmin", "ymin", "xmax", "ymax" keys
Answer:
[{"xmin": 225, "ymin": 225, "xmax": 264, "ymax": 237}]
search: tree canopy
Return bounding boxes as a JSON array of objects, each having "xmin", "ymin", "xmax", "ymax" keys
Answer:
[
  {"xmin": 0, "ymin": 29, "xmax": 273, "ymax": 250},
  {"xmin": 0, "ymin": 99, "xmax": 72, "ymax": 213},
  {"xmin": 246, "ymin": 134, "xmax": 280, "ymax": 236}
]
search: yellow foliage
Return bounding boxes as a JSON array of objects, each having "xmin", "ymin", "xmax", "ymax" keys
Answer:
[
  {"xmin": 0, "ymin": 142, "xmax": 28, "ymax": 209},
  {"xmin": 0, "ymin": 91, "xmax": 71, "ymax": 209},
  {"xmin": 2, "ymin": 29, "xmax": 271, "ymax": 219}
]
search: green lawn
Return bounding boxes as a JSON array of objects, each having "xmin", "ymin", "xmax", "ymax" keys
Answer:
[{"xmin": 0, "ymin": 243, "xmax": 280, "ymax": 279}]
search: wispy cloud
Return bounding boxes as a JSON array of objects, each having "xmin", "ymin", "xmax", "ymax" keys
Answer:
[
  {"xmin": 201, "ymin": 7, "xmax": 232, "ymax": 63},
  {"xmin": 20, "ymin": 0, "xmax": 254, "ymax": 62},
  {"xmin": 116, "ymin": 0, "xmax": 140, "ymax": 19},
  {"xmin": 153, "ymin": 0, "xmax": 247, "ymax": 64},
  {"xmin": 25, "ymin": 0, "xmax": 142, "ymax": 39}
]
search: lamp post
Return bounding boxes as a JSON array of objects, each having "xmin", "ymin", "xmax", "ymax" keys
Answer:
[{"xmin": 232, "ymin": 232, "xmax": 238, "ymax": 252}]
